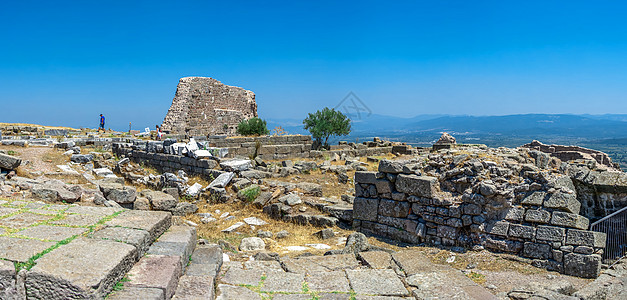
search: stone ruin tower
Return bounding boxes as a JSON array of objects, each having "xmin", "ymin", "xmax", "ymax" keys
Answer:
[{"xmin": 161, "ymin": 77, "xmax": 258, "ymax": 137}]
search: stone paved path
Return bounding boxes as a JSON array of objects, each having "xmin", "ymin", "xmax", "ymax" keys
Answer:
[
  {"xmin": 0, "ymin": 198, "xmax": 176, "ymax": 299},
  {"xmin": 0, "ymin": 197, "xmax": 500, "ymax": 299}
]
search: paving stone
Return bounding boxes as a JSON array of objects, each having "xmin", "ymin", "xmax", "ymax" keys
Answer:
[
  {"xmin": 191, "ymin": 244, "xmax": 223, "ymax": 267},
  {"xmin": 221, "ymin": 268, "xmax": 264, "ymax": 286},
  {"xmin": 0, "ymin": 236, "xmax": 55, "ymax": 262},
  {"xmin": 307, "ymin": 271, "xmax": 351, "ymax": 292},
  {"xmin": 261, "ymin": 270, "xmax": 304, "ymax": 293},
  {"xmin": 346, "ymin": 269, "xmax": 408, "ymax": 296},
  {"xmin": 280, "ymin": 258, "xmax": 336, "ymax": 275},
  {"xmin": 147, "ymin": 226, "xmax": 196, "ymax": 273},
  {"xmin": 50, "ymin": 213, "xmax": 103, "ymax": 227},
  {"xmin": 391, "ymin": 250, "xmax": 436, "ymax": 277},
  {"xmin": 65, "ymin": 205, "xmax": 120, "ymax": 216},
  {"xmin": 354, "ymin": 296, "xmax": 410, "ymax": 300},
  {"xmin": 407, "ymin": 272, "xmax": 497, "ymax": 300},
  {"xmin": 0, "ymin": 213, "xmax": 53, "ymax": 229},
  {"xmin": 17, "ymin": 225, "xmax": 87, "ymax": 241},
  {"xmin": 90, "ymin": 226, "xmax": 151, "ymax": 259},
  {"xmin": 172, "ymin": 274, "xmax": 215, "ymax": 299},
  {"xmin": 358, "ymin": 251, "xmax": 393, "ymax": 269},
  {"xmin": 0, "ymin": 207, "xmax": 20, "ymax": 217},
  {"xmin": 25, "ymin": 237, "xmax": 137, "ymax": 299},
  {"xmin": 106, "ymin": 209, "xmax": 172, "ymax": 241},
  {"xmin": 216, "ymin": 284, "xmax": 261, "ymax": 300},
  {"xmin": 186, "ymin": 263, "xmax": 218, "ymax": 277},
  {"xmin": 107, "ymin": 287, "xmax": 165, "ymax": 300},
  {"xmin": 44, "ymin": 204, "xmax": 70, "ymax": 211},
  {"xmin": 303, "ymin": 254, "xmax": 360, "ymax": 271},
  {"xmin": 243, "ymin": 260, "xmax": 283, "ymax": 271},
  {"xmin": 28, "ymin": 208, "xmax": 59, "ymax": 215},
  {"xmin": 273, "ymin": 294, "xmax": 312, "ymax": 300},
  {"xmin": 0, "ymin": 228, "xmax": 5, "ymax": 235},
  {"xmin": 24, "ymin": 202, "xmax": 46, "ymax": 209},
  {"xmin": 319, "ymin": 293, "xmax": 351, "ymax": 300},
  {"xmin": 125, "ymin": 255, "xmax": 182, "ymax": 299}
]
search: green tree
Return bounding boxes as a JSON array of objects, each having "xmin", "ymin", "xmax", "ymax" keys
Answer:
[
  {"xmin": 237, "ymin": 117, "xmax": 269, "ymax": 136},
  {"xmin": 303, "ymin": 107, "xmax": 351, "ymax": 149}
]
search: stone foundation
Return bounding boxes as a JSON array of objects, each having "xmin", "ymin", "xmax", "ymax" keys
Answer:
[{"xmin": 352, "ymin": 154, "xmax": 608, "ymax": 278}]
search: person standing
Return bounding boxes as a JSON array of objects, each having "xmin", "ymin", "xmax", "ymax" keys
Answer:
[{"xmin": 99, "ymin": 114, "xmax": 105, "ymax": 132}]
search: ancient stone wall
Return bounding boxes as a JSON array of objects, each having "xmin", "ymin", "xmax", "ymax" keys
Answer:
[
  {"xmin": 205, "ymin": 135, "xmax": 312, "ymax": 159},
  {"xmin": 352, "ymin": 149, "xmax": 609, "ymax": 278},
  {"xmin": 161, "ymin": 77, "xmax": 257, "ymax": 137},
  {"xmin": 522, "ymin": 140, "xmax": 619, "ymax": 170}
]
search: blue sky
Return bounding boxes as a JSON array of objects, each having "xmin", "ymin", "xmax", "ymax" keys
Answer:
[{"xmin": 1, "ymin": 1, "xmax": 627, "ymax": 130}]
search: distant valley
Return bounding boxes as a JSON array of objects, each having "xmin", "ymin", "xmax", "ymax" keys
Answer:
[{"xmin": 267, "ymin": 114, "xmax": 627, "ymax": 170}]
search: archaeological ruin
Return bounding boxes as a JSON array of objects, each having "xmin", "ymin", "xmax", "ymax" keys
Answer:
[{"xmin": 160, "ymin": 77, "xmax": 258, "ymax": 137}]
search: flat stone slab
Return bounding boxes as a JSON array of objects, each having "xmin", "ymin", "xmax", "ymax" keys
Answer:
[
  {"xmin": 50, "ymin": 213, "xmax": 103, "ymax": 227},
  {"xmin": 25, "ymin": 237, "xmax": 137, "ymax": 299},
  {"xmin": 125, "ymin": 255, "xmax": 182, "ymax": 299},
  {"xmin": 282, "ymin": 254, "xmax": 360, "ymax": 275},
  {"xmin": 392, "ymin": 250, "xmax": 441, "ymax": 276},
  {"xmin": 0, "ymin": 236, "xmax": 55, "ymax": 262},
  {"xmin": 172, "ymin": 275, "xmax": 215, "ymax": 299},
  {"xmin": 346, "ymin": 269, "xmax": 409, "ymax": 296},
  {"xmin": 191, "ymin": 244, "xmax": 223, "ymax": 267},
  {"xmin": 107, "ymin": 287, "xmax": 165, "ymax": 300},
  {"xmin": 358, "ymin": 251, "xmax": 393, "ymax": 269},
  {"xmin": 17, "ymin": 225, "xmax": 87, "ymax": 241},
  {"xmin": 0, "ymin": 213, "xmax": 53, "ymax": 229},
  {"xmin": 216, "ymin": 284, "xmax": 261, "ymax": 300},
  {"xmin": 408, "ymin": 272, "xmax": 498, "ymax": 300},
  {"xmin": 66, "ymin": 205, "xmax": 120, "ymax": 216},
  {"xmin": 221, "ymin": 268, "xmax": 264, "ymax": 286},
  {"xmin": 0, "ymin": 207, "xmax": 20, "ymax": 217},
  {"xmin": 90, "ymin": 226, "xmax": 151, "ymax": 259},
  {"xmin": 307, "ymin": 271, "xmax": 351, "ymax": 292},
  {"xmin": 273, "ymin": 294, "xmax": 312, "ymax": 300},
  {"xmin": 260, "ymin": 270, "xmax": 304, "ymax": 293},
  {"xmin": 106, "ymin": 210, "xmax": 172, "ymax": 241},
  {"xmin": 243, "ymin": 260, "xmax": 283, "ymax": 272}
]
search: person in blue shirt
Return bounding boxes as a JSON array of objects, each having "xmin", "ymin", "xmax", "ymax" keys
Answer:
[{"xmin": 99, "ymin": 114, "xmax": 105, "ymax": 132}]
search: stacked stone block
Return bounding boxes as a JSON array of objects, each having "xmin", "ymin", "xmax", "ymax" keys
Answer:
[
  {"xmin": 352, "ymin": 158, "xmax": 608, "ymax": 278},
  {"xmin": 206, "ymin": 135, "xmax": 313, "ymax": 160}
]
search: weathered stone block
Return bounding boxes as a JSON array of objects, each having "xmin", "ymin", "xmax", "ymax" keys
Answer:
[
  {"xmin": 378, "ymin": 199, "xmax": 410, "ymax": 218},
  {"xmin": 377, "ymin": 216, "xmax": 417, "ymax": 233},
  {"xmin": 564, "ymin": 253, "xmax": 601, "ymax": 278},
  {"xmin": 484, "ymin": 236, "xmax": 523, "ymax": 253},
  {"xmin": 522, "ymin": 242, "xmax": 552, "ymax": 259},
  {"xmin": 524, "ymin": 209, "xmax": 551, "ymax": 223},
  {"xmin": 436, "ymin": 225, "xmax": 458, "ymax": 240},
  {"xmin": 352, "ymin": 197, "xmax": 379, "ymax": 222},
  {"xmin": 521, "ymin": 191, "xmax": 546, "ymax": 206},
  {"xmin": 550, "ymin": 212, "xmax": 589, "ymax": 230},
  {"xmin": 378, "ymin": 160, "xmax": 405, "ymax": 173},
  {"xmin": 508, "ymin": 224, "xmax": 536, "ymax": 239},
  {"xmin": 544, "ymin": 192, "xmax": 581, "ymax": 214},
  {"xmin": 486, "ymin": 221, "xmax": 509, "ymax": 236},
  {"xmin": 566, "ymin": 230, "xmax": 606, "ymax": 248},
  {"xmin": 375, "ymin": 180, "xmax": 394, "ymax": 195},
  {"xmin": 536, "ymin": 225, "xmax": 565, "ymax": 242},
  {"xmin": 462, "ymin": 203, "xmax": 481, "ymax": 215},
  {"xmin": 354, "ymin": 171, "xmax": 377, "ymax": 184},
  {"xmin": 504, "ymin": 206, "xmax": 525, "ymax": 222},
  {"xmin": 395, "ymin": 174, "xmax": 438, "ymax": 198}
]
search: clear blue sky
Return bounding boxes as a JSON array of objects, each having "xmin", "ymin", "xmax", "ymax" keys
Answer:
[{"xmin": 1, "ymin": 1, "xmax": 627, "ymax": 131}]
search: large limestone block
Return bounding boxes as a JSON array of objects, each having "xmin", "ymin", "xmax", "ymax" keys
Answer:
[
  {"xmin": 25, "ymin": 237, "xmax": 137, "ymax": 299},
  {"xmin": 395, "ymin": 174, "xmax": 438, "ymax": 198},
  {"xmin": 0, "ymin": 153, "xmax": 21, "ymax": 170}
]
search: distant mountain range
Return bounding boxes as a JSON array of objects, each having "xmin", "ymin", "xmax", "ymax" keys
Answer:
[{"xmin": 267, "ymin": 113, "xmax": 627, "ymax": 169}]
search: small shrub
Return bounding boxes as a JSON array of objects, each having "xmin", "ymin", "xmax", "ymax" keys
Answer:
[
  {"xmin": 303, "ymin": 107, "xmax": 351, "ymax": 150},
  {"xmin": 238, "ymin": 185, "xmax": 260, "ymax": 202},
  {"xmin": 237, "ymin": 118, "xmax": 269, "ymax": 136}
]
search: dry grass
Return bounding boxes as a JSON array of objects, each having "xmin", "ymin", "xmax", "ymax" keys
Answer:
[{"xmin": 186, "ymin": 201, "xmax": 355, "ymax": 257}]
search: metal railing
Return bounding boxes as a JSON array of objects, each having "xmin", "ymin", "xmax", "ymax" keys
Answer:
[{"xmin": 590, "ymin": 206, "xmax": 627, "ymax": 264}]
